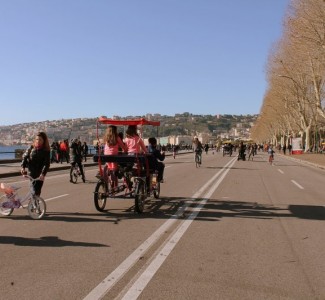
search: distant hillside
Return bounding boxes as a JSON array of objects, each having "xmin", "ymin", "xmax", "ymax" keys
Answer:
[{"xmin": 0, "ymin": 113, "xmax": 258, "ymax": 145}]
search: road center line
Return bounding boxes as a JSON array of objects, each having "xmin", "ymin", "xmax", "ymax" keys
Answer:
[
  {"xmin": 291, "ymin": 180, "xmax": 304, "ymax": 190},
  {"xmin": 121, "ymin": 157, "xmax": 237, "ymax": 299},
  {"xmin": 83, "ymin": 157, "xmax": 237, "ymax": 300},
  {"xmin": 45, "ymin": 194, "xmax": 69, "ymax": 202}
]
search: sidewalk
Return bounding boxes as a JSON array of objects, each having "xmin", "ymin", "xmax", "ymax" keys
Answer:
[
  {"xmin": 0, "ymin": 160, "xmax": 97, "ymax": 178},
  {"xmin": 0, "ymin": 151, "xmax": 191, "ymax": 178},
  {"xmin": 277, "ymin": 152, "xmax": 325, "ymax": 170}
]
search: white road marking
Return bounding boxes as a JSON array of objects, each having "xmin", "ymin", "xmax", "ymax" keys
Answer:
[
  {"xmin": 120, "ymin": 158, "xmax": 237, "ymax": 300},
  {"xmin": 291, "ymin": 180, "xmax": 304, "ymax": 190},
  {"xmin": 83, "ymin": 157, "xmax": 237, "ymax": 300},
  {"xmin": 45, "ymin": 194, "xmax": 69, "ymax": 202},
  {"xmin": 278, "ymin": 169, "xmax": 284, "ymax": 174}
]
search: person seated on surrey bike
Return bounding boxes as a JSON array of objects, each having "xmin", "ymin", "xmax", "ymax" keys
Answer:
[
  {"xmin": 103, "ymin": 125, "xmax": 128, "ymax": 188},
  {"xmin": 69, "ymin": 138, "xmax": 85, "ymax": 183},
  {"xmin": 148, "ymin": 137, "xmax": 165, "ymax": 183},
  {"xmin": 124, "ymin": 125, "xmax": 148, "ymax": 155},
  {"xmin": 193, "ymin": 137, "xmax": 203, "ymax": 164}
]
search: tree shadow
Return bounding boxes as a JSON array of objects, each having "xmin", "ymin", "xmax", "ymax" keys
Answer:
[
  {"xmin": 4, "ymin": 197, "xmax": 323, "ymax": 223},
  {"xmin": 0, "ymin": 235, "xmax": 109, "ymax": 247},
  {"xmin": 87, "ymin": 196, "xmax": 325, "ymax": 222},
  {"xmin": 194, "ymin": 199, "xmax": 325, "ymax": 222}
]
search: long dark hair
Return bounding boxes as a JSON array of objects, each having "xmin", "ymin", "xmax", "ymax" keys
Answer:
[
  {"xmin": 126, "ymin": 125, "xmax": 138, "ymax": 137},
  {"xmin": 37, "ymin": 132, "xmax": 50, "ymax": 151}
]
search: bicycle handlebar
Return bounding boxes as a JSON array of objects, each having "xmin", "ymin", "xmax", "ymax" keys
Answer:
[{"xmin": 23, "ymin": 175, "xmax": 43, "ymax": 182}]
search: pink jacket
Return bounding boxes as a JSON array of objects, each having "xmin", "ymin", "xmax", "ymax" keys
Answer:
[
  {"xmin": 124, "ymin": 136, "xmax": 147, "ymax": 154},
  {"xmin": 104, "ymin": 137, "xmax": 126, "ymax": 155}
]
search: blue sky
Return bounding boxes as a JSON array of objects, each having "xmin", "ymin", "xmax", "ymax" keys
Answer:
[{"xmin": 0, "ymin": 0, "xmax": 289, "ymax": 126}]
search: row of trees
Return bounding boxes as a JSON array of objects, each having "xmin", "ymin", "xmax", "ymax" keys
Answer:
[{"xmin": 251, "ymin": 0, "xmax": 325, "ymax": 151}]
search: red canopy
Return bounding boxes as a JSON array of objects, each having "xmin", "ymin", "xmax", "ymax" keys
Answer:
[{"xmin": 97, "ymin": 117, "xmax": 160, "ymax": 126}]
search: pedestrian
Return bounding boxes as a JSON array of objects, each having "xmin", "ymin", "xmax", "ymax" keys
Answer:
[
  {"xmin": 82, "ymin": 141, "xmax": 88, "ymax": 162},
  {"xmin": 20, "ymin": 132, "xmax": 51, "ymax": 196},
  {"xmin": 59, "ymin": 140, "xmax": 68, "ymax": 163},
  {"xmin": 283, "ymin": 144, "xmax": 287, "ymax": 155}
]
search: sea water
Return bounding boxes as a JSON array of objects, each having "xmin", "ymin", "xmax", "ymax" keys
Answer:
[{"xmin": 0, "ymin": 145, "xmax": 28, "ymax": 160}]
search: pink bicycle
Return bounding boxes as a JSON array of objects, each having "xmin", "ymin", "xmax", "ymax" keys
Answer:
[{"xmin": 0, "ymin": 175, "xmax": 46, "ymax": 219}]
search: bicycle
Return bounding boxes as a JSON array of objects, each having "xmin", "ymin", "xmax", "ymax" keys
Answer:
[
  {"xmin": 70, "ymin": 163, "xmax": 84, "ymax": 183},
  {"xmin": 132, "ymin": 169, "xmax": 161, "ymax": 213},
  {"xmin": 268, "ymin": 153, "xmax": 274, "ymax": 165},
  {"xmin": 0, "ymin": 175, "xmax": 46, "ymax": 219},
  {"xmin": 195, "ymin": 151, "xmax": 202, "ymax": 168}
]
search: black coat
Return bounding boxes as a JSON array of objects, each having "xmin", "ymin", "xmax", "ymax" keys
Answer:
[{"xmin": 21, "ymin": 146, "xmax": 50, "ymax": 178}]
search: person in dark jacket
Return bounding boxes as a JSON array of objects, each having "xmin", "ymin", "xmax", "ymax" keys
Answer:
[
  {"xmin": 21, "ymin": 132, "xmax": 51, "ymax": 196},
  {"xmin": 148, "ymin": 137, "xmax": 165, "ymax": 182},
  {"xmin": 69, "ymin": 138, "xmax": 85, "ymax": 183}
]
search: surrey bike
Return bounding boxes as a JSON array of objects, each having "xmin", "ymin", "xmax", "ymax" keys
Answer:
[
  {"xmin": 0, "ymin": 175, "xmax": 46, "ymax": 219},
  {"xmin": 93, "ymin": 117, "xmax": 161, "ymax": 213}
]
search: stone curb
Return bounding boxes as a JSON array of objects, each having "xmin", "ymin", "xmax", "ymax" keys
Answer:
[{"xmin": 278, "ymin": 153, "xmax": 325, "ymax": 171}]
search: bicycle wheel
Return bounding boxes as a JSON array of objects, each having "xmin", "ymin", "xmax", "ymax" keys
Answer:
[
  {"xmin": 196, "ymin": 154, "xmax": 201, "ymax": 167},
  {"xmin": 94, "ymin": 180, "xmax": 108, "ymax": 212},
  {"xmin": 195, "ymin": 154, "xmax": 199, "ymax": 168},
  {"xmin": 0, "ymin": 196, "xmax": 14, "ymax": 216},
  {"xmin": 71, "ymin": 168, "xmax": 78, "ymax": 183},
  {"xmin": 134, "ymin": 180, "xmax": 145, "ymax": 213},
  {"xmin": 125, "ymin": 175, "xmax": 134, "ymax": 198},
  {"xmin": 27, "ymin": 196, "xmax": 46, "ymax": 219},
  {"xmin": 153, "ymin": 181, "xmax": 160, "ymax": 199}
]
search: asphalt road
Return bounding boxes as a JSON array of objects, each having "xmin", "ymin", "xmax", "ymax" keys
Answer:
[{"xmin": 0, "ymin": 151, "xmax": 324, "ymax": 300}]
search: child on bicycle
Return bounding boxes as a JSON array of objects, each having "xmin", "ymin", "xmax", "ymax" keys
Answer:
[
  {"xmin": 104, "ymin": 125, "xmax": 128, "ymax": 187},
  {"xmin": 148, "ymin": 137, "xmax": 165, "ymax": 182},
  {"xmin": 268, "ymin": 146, "xmax": 275, "ymax": 164},
  {"xmin": 21, "ymin": 132, "xmax": 51, "ymax": 196}
]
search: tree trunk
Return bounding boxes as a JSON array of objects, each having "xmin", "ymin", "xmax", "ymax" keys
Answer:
[{"xmin": 304, "ymin": 125, "xmax": 311, "ymax": 152}]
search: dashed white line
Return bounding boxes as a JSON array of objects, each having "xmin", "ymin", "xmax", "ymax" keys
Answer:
[
  {"xmin": 278, "ymin": 169, "xmax": 284, "ymax": 174},
  {"xmin": 45, "ymin": 194, "xmax": 69, "ymax": 202},
  {"xmin": 291, "ymin": 180, "xmax": 304, "ymax": 190}
]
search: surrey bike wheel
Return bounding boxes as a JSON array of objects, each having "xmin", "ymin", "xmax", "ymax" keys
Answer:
[
  {"xmin": 94, "ymin": 180, "xmax": 108, "ymax": 212},
  {"xmin": 27, "ymin": 196, "xmax": 46, "ymax": 219},
  {"xmin": 153, "ymin": 181, "xmax": 160, "ymax": 199},
  {"xmin": 0, "ymin": 196, "xmax": 14, "ymax": 216},
  {"xmin": 134, "ymin": 180, "xmax": 145, "ymax": 213}
]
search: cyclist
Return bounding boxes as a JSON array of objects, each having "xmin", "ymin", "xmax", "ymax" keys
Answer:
[
  {"xmin": 69, "ymin": 138, "xmax": 85, "ymax": 183},
  {"xmin": 124, "ymin": 125, "xmax": 147, "ymax": 154},
  {"xmin": 21, "ymin": 132, "xmax": 51, "ymax": 196},
  {"xmin": 268, "ymin": 145, "xmax": 275, "ymax": 165},
  {"xmin": 193, "ymin": 137, "xmax": 203, "ymax": 165},
  {"xmin": 103, "ymin": 125, "xmax": 127, "ymax": 187}
]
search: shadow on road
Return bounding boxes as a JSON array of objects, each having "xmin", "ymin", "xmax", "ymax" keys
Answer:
[
  {"xmin": 3, "ymin": 197, "xmax": 323, "ymax": 224},
  {"xmin": 196, "ymin": 199, "xmax": 325, "ymax": 221},
  {"xmin": 0, "ymin": 235, "xmax": 109, "ymax": 247}
]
